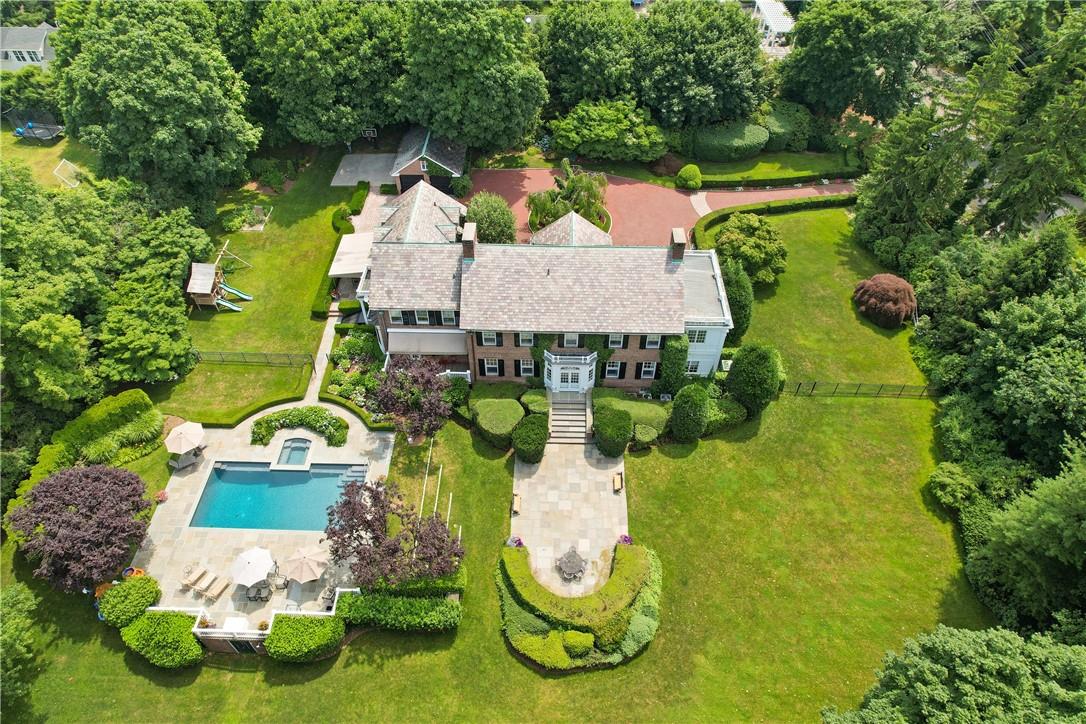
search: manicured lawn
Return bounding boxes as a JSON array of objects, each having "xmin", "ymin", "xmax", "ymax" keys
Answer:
[
  {"xmin": 475, "ymin": 146, "xmax": 557, "ymax": 169},
  {"xmin": 147, "ymin": 150, "xmax": 350, "ymax": 422},
  {"xmin": 583, "ymin": 151, "xmax": 859, "ymax": 188},
  {"xmin": 592, "ymin": 387, "xmax": 670, "ymax": 431},
  {"xmin": 4, "ymin": 209, "xmax": 989, "ymax": 722},
  {"xmin": 0, "ymin": 121, "xmax": 99, "ymax": 187}
]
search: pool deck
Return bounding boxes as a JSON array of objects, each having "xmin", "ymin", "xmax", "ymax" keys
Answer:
[{"xmin": 132, "ymin": 402, "xmax": 394, "ymax": 627}]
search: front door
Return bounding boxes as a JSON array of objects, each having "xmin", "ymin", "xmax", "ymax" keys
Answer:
[{"xmin": 558, "ymin": 367, "xmax": 581, "ymax": 392}]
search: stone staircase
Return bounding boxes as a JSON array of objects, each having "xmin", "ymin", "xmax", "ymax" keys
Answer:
[{"xmin": 549, "ymin": 393, "xmax": 589, "ymax": 444}]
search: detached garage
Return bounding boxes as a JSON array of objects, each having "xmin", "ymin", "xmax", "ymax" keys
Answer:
[{"xmin": 391, "ymin": 126, "xmax": 467, "ymax": 194}]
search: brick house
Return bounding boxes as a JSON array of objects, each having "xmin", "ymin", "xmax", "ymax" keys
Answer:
[
  {"xmin": 355, "ymin": 182, "xmax": 733, "ymax": 393},
  {"xmin": 390, "ymin": 126, "xmax": 467, "ymax": 195}
]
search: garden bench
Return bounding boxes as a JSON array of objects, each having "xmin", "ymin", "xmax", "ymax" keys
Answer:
[
  {"xmin": 613, "ymin": 472, "xmax": 624, "ymax": 493},
  {"xmin": 511, "ymin": 493, "xmax": 522, "ymax": 515}
]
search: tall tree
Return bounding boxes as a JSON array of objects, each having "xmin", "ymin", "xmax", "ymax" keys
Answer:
[
  {"xmin": 972, "ymin": 11, "xmax": 1086, "ymax": 235},
  {"xmin": 253, "ymin": 0, "xmax": 405, "ymax": 146},
  {"xmin": 781, "ymin": 0, "xmax": 970, "ymax": 122},
  {"xmin": 326, "ymin": 478, "xmax": 414, "ymax": 588},
  {"xmin": 398, "ymin": 0, "xmax": 547, "ymax": 149},
  {"xmin": 637, "ymin": 0, "xmax": 766, "ymax": 128},
  {"xmin": 55, "ymin": 0, "xmax": 260, "ymax": 219},
  {"xmin": 541, "ymin": 0, "xmax": 640, "ymax": 112},
  {"xmin": 823, "ymin": 625, "xmax": 1086, "ymax": 722},
  {"xmin": 373, "ymin": 357, "xmax": 451, "ymax": 438}
]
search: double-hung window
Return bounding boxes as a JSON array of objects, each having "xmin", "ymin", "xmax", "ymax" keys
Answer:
[
  {"xmin": 415, "ymin": 310, "xmax": 430, "ymax": 325},
  {"xmin": 484, "ymin": 358, "xmax": 499, "ymax": 376},
  {"xmin": 608, "ymin": 333, "xmax": 623, "ymax": 349},
  {"xmin": 563, "ymin": 333, "xmax": 579, "ymax": 348},
  {"xmin": 518, "ymin": 332, "xmax": 534, "ymax": 347},
  {"xmin": 605, "ymin": 361, "xmax": 621, "ymax": 379},
  {"xmin": 521, "ymin": 359, "xmax": 535, "ymax": 377},
  {"xmin": 687, "ymin": 329, "xmax": 707, "ymax": 345},
  {"xmin": 390, "ymin": 310, "xmax": 404, "ymax": 324},
  {"xmin": 441, "ymin": 310, "xmax": 456, "ymax": 326},
  {"xmin": 481, "ymin": 331, "xmax": 498, "ymax": 346},
  {"xmin": 640, "ymin": 361, "xmax": 657, "ymax": 379},
  {"xmin": 685, "ymin": 360, "xmax": 700, "ymax": 374},
  {"xmin": 644, "ymin": 334, "xmax": 661, "ymax": 349}
]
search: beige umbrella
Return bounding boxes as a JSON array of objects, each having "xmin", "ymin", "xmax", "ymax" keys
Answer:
[
  {"xmin": 231, "ymin": 547, "xmax": 275, "ymax": 587},
  {"xmin": 165, "ymin": 421, "xmax": 205, "ymax": 455},
  {"xmin": 281, "ymin": 545, "xmax": 330, "ymax": 583}
]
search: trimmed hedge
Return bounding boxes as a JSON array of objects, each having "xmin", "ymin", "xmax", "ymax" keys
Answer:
[
  {"xmin": 630, "ymin": 424, "xmax": 659, "ymax": 451},
  {"xmin": 676, "ymin": 163, "xmax": 702, "ymax": 190},
  {"xmin": 474, "ymin": 399, "xmax": 525, "ymax": 450},
  {"xmin": 331, "ymin": 205, "xmax": 353, "ymax": 234},
  {"xmin": 723, "ymin": 344, "xmax": 785, "ymax": 415},
  {"xmin": 699, "ymin": 168, "xmax": 861, "ymax": 189},
  {"xmin": 593, "ymin": 405, "xmax": 632, "ymax": 458},
  {"xmin": 468, "ymin": 382, "xmax": 528, "ymax": 412},
  {"xmin": 121, "ymin": 611, "xmax": 203, "ymax": 669},
  {"xmin": 500, "ymin": 545, "xmax": 650, "ymax": 638},
  {"xmin": 347, "ymin": 181, "xmax": 369, "ymax": 215},
  {"xmin": 519, "ymin": 388, "xmax": 549, "ymax": 414},
  {"xmin": 705, "ymin": 395, "xmax": 748, "ymax": 434},
  {"xmin": 760, "ymin": 100, "xmax": 813, "ymax": 152},
  {"xmin": 692, "ymin": 193, "xmax": 858, "ymax": 249},
  {"xmin": 374, "ymin": 566, "xmax": 467, "ymax": 598},
  {"xmin": 592, "ymin": 388, "xmax": 670, "ymax": 431},
  {"xmin": 379, "ymin": 183, "xmax": 398, "ymax": 195},
  {"xmin": 693, "ymin": 122, "xmax": 770, "ymax": 162},
  {"xmin": 250, "ymin": 406, "xmax": 349, "ymax": 446},
  {"xmin": 264, "ymin": 614, "xmax": 346, "ymax": 662},
  {"xmin": 511, "ymin": 631, "xmax": 573, "ymax": 670},
  {"xmin": 336, "ymin": 591, "xmax": 462, "ymax": 631},
  {"xmin": 513, "ymin": 414, "xmax": 548, "ymax": 464},
  {"xmin": 100, "ymin": 576, "xmax": 161, "ymax": 628},
  {"xmin": 337, "ymin": 299, "xmax": 362, "ymax": 317},
  {"xmin": 562, "ymin": 629, "xmax": 595, "ymax": 657},
  {"xmin": 201, "ymin": 391, "xmax": 308, "ymax": 429},
  {"xmin": 670, "ymin": 385, "xmax": 710, "ymax": 442}
]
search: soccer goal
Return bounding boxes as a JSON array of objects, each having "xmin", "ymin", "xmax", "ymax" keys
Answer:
[{"xmin": 53, "ymin": 159, "xmax": 83, "ymax": 188}]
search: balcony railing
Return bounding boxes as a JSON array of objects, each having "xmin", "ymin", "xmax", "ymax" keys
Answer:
[{"xmin": 544, "ymin": 350, "xmax": 598, "ymax": 366}]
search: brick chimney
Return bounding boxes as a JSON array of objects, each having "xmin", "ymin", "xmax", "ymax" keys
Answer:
[
  {"xmin": 670, "ymin": 227, "xmax": 686, "ymax": 263},
  {"xmin": 462, "ymin": 222, "xmax": 477, "ymax": 262}
]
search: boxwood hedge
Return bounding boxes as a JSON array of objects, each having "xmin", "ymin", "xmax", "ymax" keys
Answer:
[
  {"xmin": 474, "ymin": 399, "xmax": 525, "ymax": 450},
  {"xmin": 670, "ymin": 384, "xmax": 710, "ymax": 442},
  {"xmin": 264, "ymin": 614, "xmax": 346, "ymax": 662},
  {"xmin": 693, "ymin": 122, "xmax": 770, "ymax": 162},
  {"xmin": 336, "ymin": 591, "xmax": 462, "ymax": 631},
  {"xmin": 593, "ymin": 405, "xmax": 632, "ymax": 458},
  {"xmin": 512, "ymin": 414, "xmax": 548, "ymax": 463},
  {"xmin": 100, "ymin": 576, "xmax": 162, "ymax": 628},
  {"xmin": 121, "ymin": 611, "xmax": 204, "ymax": 669}
]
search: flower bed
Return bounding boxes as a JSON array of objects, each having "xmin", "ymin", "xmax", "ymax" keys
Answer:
[
  {"xmin": 317, "ymin": 324, "xmax": 395, "ymax": 431},
  {"xmin": 497, "ymin": 544, "xmax": 661, "ymax": 671},
  {"xmin": 250, "ymin": 406, "xmax": 349, "ymax": 446}
]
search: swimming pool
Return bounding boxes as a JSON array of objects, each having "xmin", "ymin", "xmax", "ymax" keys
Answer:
[{"xmin": 190, "ymin": 462, "xmax": 368, "ymax": 531}]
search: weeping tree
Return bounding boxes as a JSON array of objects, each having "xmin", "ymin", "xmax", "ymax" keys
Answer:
[{"xmin": 526, "ymin": 158, "xmax": 608, "ymax": 229}]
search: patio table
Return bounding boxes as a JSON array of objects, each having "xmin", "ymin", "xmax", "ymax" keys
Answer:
[{"xmin": 557, "ymin": 547, "xmax": 587, "ymax": 581}]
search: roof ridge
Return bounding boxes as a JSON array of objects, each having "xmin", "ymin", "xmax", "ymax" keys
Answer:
[{"xmin": 420, "ymin": 128, "xmax": 432, "ymax": 161}]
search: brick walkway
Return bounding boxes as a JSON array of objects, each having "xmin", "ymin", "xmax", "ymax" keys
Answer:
[{"xmin": 510, "ymin": 443, "xmax": 628, "ymax": 596}]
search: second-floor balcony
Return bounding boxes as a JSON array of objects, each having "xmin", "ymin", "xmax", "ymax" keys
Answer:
[{"xmin": 544, "ymin": 350, "xmax": 598, "ymax": 367}]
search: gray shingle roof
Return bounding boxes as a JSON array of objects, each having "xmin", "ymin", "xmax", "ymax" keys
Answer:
[
  {"xmin": 375, "ymin": 182, "xmax": 465, "ymax": 244},
  {"xmin": 529, "ymin": 211, "xmax": 613, "ymax": 247},
  {"xmin": 391, "ymin": 126, "xmax": 466, "ymax": 177},
  {"xmin": 459, "ymin": 245, "xmax": 687, "ymax": 334},
  {"xmin": 1, "ymin": 23, "xmax": 55, "ymax": 50},
  {"xmin": 367, "ymin": 244, "xmax": 463, "ymax": 311}
]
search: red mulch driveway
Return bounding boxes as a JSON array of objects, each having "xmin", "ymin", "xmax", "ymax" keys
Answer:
[{"xmin": 469, "ymin": 168, "xmax": 854, "ymax": 246}]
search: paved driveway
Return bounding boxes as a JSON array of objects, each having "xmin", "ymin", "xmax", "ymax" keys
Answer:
[
  {"xmin": 331, "ymin": 153, "xmax": 396, "ymax": 187},
  {"xmin": 471, "ymin": 168, "xmax": 854, "ymax": 246}
]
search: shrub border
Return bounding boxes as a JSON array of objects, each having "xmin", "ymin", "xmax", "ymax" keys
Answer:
[
  {"xmin": 692, "ymin": 193, "xmax": 857, "ymax": 249},
  {"xmin": 317, "ymin": 325, "xmax": 396, "ymax": 431}
]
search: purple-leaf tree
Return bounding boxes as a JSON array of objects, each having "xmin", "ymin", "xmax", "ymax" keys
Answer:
[
  {"xmin": 7, "ymin": 465, "xmax": 150, "ymax": 592},
  {"xmin": 325, "ymin": 477, "xmax": 415, "ymax": 588},
  {"xmin": 410, "ymin": 515, "xmax": 464, "ymax": 580},
  {"xmin": 374, "ymin": 356, "xmax": 451, "ymax": 438}
]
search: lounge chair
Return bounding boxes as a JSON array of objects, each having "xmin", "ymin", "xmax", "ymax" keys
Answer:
[
  {"xmin": 612, "ymin": 472, "xmax": 624, "ymax": 494},
  {"xmin": 204, "ymin": 577, "xmax": 231, "ymax": 601},
  {"xmin": 511, "ymin": 494, "xmax": 522, "ymax": 515},
  {"xmin": 194, "ymin": 574, "xmax": 219, "ymax": 594},
  {"xmin": 181, "ymin": 567, "xmax": 209, "ymax": 590}
]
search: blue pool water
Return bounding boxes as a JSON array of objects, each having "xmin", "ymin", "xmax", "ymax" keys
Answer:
[
  {"xmin": 190, "ymin": 462, "xmax": 365, "ymax": 530},
  {"xmin": 277, "ymin": 438, "xmax": 311, "ymax": 465}
]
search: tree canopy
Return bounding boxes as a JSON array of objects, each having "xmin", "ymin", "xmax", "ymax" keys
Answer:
[
  {"xmin": 54, "ymin": 0, "xmax": 259, "ymax": 220},
  {"xmin": 550, "ymin": 100, "xmax": 666, "ymax": 162},
  {"xmin": 711, "ymin": 212, "xmax": 788, "ymax": 285},
  {"xmin": 637, "ymin": 0, "xmax": 767, "ymax": 128}
]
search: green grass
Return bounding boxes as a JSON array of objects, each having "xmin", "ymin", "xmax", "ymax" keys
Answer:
[
  {"xmin": 0, "ymin": 121, "xmax": 99, "ymax": 187},
  {"xmin": 467, "ymin": 381, "xmax": 528, "ymax": 411},
  {"xmin": 475, "ymin": 146, "xmax": 557, "ymax": 169},
  {"xmin": 3, "ymin": 209, "xmax": 990, "ymax": 722},
  {"xmin": 592, "ymin": 388, "xmax": 670, "ymax": 431},
  {"xmin": 146, "ymin": 150, "xmax": 350, "ymax": 422},
  {"xmin": 583, "ymin": 151, "xmax": 859, "ymax": 188}
]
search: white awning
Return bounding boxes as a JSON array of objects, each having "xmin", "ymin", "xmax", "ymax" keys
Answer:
[
  {"xmin": 328, "ymin": 231, "xmax": 373, "ymax": 278},
  {"xmin": 755, "ymin": 0, "xmax": 794, "ymax": 34},
  {"xmin": 387, "ymin": 328, "xmax": 467, "ymax": 356}
]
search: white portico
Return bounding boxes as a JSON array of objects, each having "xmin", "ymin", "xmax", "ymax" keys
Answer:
[{"xmin": 543, "ymin": 350, "xmax": 597, "ymax": 393}]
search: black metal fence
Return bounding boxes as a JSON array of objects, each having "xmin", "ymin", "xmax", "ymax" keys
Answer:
[
  {"xmin": 195, "ymin": 350, "xmax": 313, "ymax": 367},
  {"xmin": 786, "ymin": 382, "xmax": 936, "ymax": 399}
]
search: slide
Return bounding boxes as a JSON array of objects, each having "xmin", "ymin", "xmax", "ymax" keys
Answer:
[
  {"xmin": 215, "ymin": 297, "xmax": 243, "ymax": 312},
  {"xmin": 219, "ymin": 282, "xmax": 252, "ymax": 301}
]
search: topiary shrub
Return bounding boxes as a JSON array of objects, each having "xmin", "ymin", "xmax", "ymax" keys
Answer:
[
  {"xmin": 331, "ymin": 205, "xmax": 353, "ymax": 234},
  {"xmin": 593, "ymin": 406, "xmax": 632, "ymax": 458},
  {"xmin": 723, "ymin": 344, "xmax": 785, "ymax": 415},
  {"xmin": 630, "ymin": 424, "xmax": 659, "ymax": 451},
  {"xmin": 760, "ymin": 99, "xmax": 813, "ymax": 152},
  {"xmin": 510, "ymin": 631, "xmax": 573, "ymax": 670},
  {"xmin": 519, "ymin": 388, "xmax": 549, "ymax": 415},
  {"xmin": 512, "ymin": 414, "xmax": 549, "ymax": 464},
  {"xmin": 466, "ymin": 191, "xmax": 516, "ymax": 244},
  {"xmin": 121, "ymin": 612, "xmax": 203, "ymax": 668},
  {"xmin": 853, "ymin": 273, "xmax": 918, "ymax": 328},
  {"xmin": 100, "ymin": 576, "xmax": 161, "ymax": 628},
  {"xmin": 675, "ymin": 163, "xmax": 702, "ymax": 190},
  {"xmin": 693, "ymin": 122, "xmax": 770, "ymax": 162},
  {"xmin": 562, "ymin": 629, "xmax": 595, "ymax": 657},
  {"xmin": 475, "ymin": 399, "xmax": 525, "ymax": 450},
  {"xmin": 670, "ymin": 385, "xmax": 710, "ymax": 442},
  {"xmin": 705, "ymin": 395, "xmax": 748, "ymax": 435},
  {"xmin": 264, "ymin": 614, "xmax": 346, "ymax": 662}
]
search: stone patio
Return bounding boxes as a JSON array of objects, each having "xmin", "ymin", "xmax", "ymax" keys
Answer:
[{"xmin": 511, "ymin": 443, "xmax": 627, "ymax": 596}]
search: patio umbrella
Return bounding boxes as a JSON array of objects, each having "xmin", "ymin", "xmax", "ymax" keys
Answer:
[
  {"xmin": 281, "ymin": 545, "xmax": 330, "ymax": 583},
  {"xmin": 165, "ymin": 422, "xmax": 205, "ymax": 455},
  {"xmin": 231, "ymin": 547, "xmax": 275, "ymax": 587}
]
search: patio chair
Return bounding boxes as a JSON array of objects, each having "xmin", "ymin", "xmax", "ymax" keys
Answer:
[
  {"xmin": 204, "ymin": 577, "xmax": 231, "ymax": 601},
  {"xmin": 194, "ymin": 574, "xmax": 219, "ymax": 594},
  {"xmin": 181, "ymin": 567, "xmax": 209, "ymax": 590},
  {"xmin": 246, "ymin": 585, "xmax": 261, "ymax": 602}
]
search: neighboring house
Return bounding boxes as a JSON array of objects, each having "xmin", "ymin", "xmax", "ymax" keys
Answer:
[
  {"xmin": 751, "ymin": 0, "xmax": 793, "ymax": 53},
  {"xmin": 0, "ymin": 22, "xmax": 56, "ymax": 72},
  {"xmin": 390, "ymin": 125, "xmax": 467, "ymax": 195},
  {"xmin": 352, "ymin": 181, "xmax": 732, "ymax": 392}
]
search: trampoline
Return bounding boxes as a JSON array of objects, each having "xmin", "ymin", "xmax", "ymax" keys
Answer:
[{"xmin": 7, "ymin": 109, "xmax": 65, "ymax": 143}]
